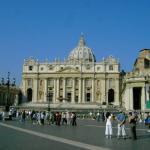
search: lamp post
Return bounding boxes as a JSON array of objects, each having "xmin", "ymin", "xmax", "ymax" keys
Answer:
[
  {"xmin": 2, "ymin": 72, "xmax": 16, "ymax": 112},
  {"xmin": 47, "ymin": 92, "xmax": 52, "ymax": 112},
  {"xmin": 6, "ymin": 72, "xmax": 10, "ymax": 111}
]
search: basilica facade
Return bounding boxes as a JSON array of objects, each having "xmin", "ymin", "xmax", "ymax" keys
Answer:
[{"xmin": 21, "ymin": 36, "xmax": 121, "ymax": 110}]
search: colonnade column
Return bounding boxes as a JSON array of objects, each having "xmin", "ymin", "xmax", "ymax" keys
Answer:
[
  {"xmin": 56, "ymin": 78, "xmax": 59, "ymax": 103},
  {"xmin": 71, "ymin": 78, "xmax": 75, "ymax": 103},
  {"xmin": 82, "ymin": 78, "xmax": 85, "ymax": 103},
  {"xmin": 141, "ymin": 86, "xmax": 146, "ymax": 110},
  {"xmin": 78, "ymin": 79, "xmax": 82, "ymax": 103},
  {"xmin": 91, "ymin": 78, "xmax": 94, "ymax": 102},
  {"xmin": 44, "ymin": 79, "xmax": 47, "ymax": 102},
  {"xmin": 129, "ymin": 87, "xmax": 133, "ymax": 110},
  {"xmin": 63, "ymin": 78, "xmax": 66, "ymax": 102}
]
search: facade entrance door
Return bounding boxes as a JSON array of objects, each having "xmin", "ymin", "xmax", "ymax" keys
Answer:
[
  {"xmin": 86, "ymin": 93, "xmax": 90, "ymax": 102},
  {"xmin": 27, "ymin": 88, "xmax": 32, "ymax": 102},
  {"xmin": 133, "ymin": 87, "xmax": 141, "ymax": 110},
  {"xmin": 108, "ymin": 89, "xmax": 114, "ymax": 103}
]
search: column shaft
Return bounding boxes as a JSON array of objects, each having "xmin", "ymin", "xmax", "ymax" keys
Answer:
[
  {"xmin": 92, "ymin": 78, "xmax": 94, "ymax": 102},
  {"xmin": 79, "ymin": 79, "xmax": 82, "ymax": 103},
  {"xmin": 82, "ymin": 78, "xmax": 85, "ymax": 103},
  {"xmin": 71, "ymin": 78, "xmax": 75, "ymax": 103}
]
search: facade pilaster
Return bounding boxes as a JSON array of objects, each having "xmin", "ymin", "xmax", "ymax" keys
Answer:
[{"xmin": 129, "ymin": 87, "xmax": 133, "ymax": 110}]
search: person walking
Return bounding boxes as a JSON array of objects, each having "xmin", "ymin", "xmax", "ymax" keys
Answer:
[
  {"xmin": 116, "ymin": 111, "xmax": 126, "ymax": 139},
  {"xmin": 21, "ymin": 110, "xmax": 26, "ymax": 123},
  {"xmin": 105, "ymin": 112, "xmax": 113, "ymax": 139},
  {"xmin": 129, "ymin": 112, "xmax": 137, "ymax": 140},
  {"xmin": 72, "ymin": 112, "xmax": 77, "ymax": 126}
]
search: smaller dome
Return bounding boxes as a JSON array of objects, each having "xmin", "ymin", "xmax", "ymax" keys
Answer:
[{"xmin": 67, "ymin": 35, "xmax": 96, "ymax": 63}]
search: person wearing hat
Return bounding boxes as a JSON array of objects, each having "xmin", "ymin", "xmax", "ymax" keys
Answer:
[{"xmin": 116, "ymin": 111, "xmax": 126, "ymax": 139}]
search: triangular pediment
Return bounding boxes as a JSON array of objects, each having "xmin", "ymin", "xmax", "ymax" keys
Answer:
[{"xmin": 57, "ymin": 67, "xmax": 80, "ymax": 73}]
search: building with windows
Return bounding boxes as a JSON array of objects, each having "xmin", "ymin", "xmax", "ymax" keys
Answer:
[{"xmin": 21, "ymin": 36, "xmax": 121, "ymax": 110}]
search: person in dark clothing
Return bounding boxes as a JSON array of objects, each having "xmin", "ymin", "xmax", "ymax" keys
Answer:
[
  {"xmin": 21, "ymin": 110, "xmax": 26, "ymax": 123},
  {"xmin": 102, "ymin": 112, "xmax": 105, "ymax": 122},
  {"xmin": 129, "ymin": 112, "xmax": 137, "ymax": 140},
  {"xmin": 72, "ymin": 112, "xmax": 77, "ymax": 126}
]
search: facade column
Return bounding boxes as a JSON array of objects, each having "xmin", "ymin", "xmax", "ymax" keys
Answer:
[
  {"xmin": 141, "ymin": 86, "xmax": 146, "ymax": 110},
  {"xmin": 129, "ymin": 87, "xmax": 133, "ymax": 110},
  {"xmin": 101, "ymin": 79, "xmax": 105, "ymax": 104},
  {"xmin": 56, "ymin": 78, "xmax": 59, "ymax": 103},
  {"xmin": 63, "ymin": 78, "xmax": 66, "ymax": 102},
  {"xmin": 44, "ymin": 79, "xmax": 47, "ymax": 102},
  {"xmin": 91, "ymin": 78, "xmax": 94, "ymax": 102},
  {"xmin": 22, "ymin": 79, "xmax": 26, "ymax": 96},
  {"xmin": 53, "ymin": 78, "xmax": 56, "ymax": 103},
  {"xmin": 71, "ymin": 78, "xmax": 75, "ymax": 103},
  {"xmin": 33, "ymin": 78, "xmax": 38, "ymax": 103},
  {"xmin": 124, "ymin": 87, "xmax": 130, "ymax": 110},
  {"xmin": 115, "ymin": 78, "xmax": 120, "ymax": 105},
  {"xmin": 82, "ymin": 78, "xmax": 85, "ymax": 103},
  {"xmin": 78, "ymin": 79, "xmax": 82, "ymax": 103},
  {"xmin": 22, "ymin": 79, "xmax": 26, "ymax": 103},
  {"xmin": 146, "ymin": 86, "xmax": 149, "ymax": 101}
]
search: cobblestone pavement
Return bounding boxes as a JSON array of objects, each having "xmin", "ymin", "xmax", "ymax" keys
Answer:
[{"xmin": 0, "ymin": 119, "xmax": 150, "ymax": 150}]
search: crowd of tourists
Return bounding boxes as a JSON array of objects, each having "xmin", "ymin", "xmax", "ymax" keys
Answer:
[
  {"xmin": 0, "ymin": 108, "xmax": 150, "ymax": 140},
  {"xmin": 104, "ymin": 111, "xmax": 150, "ymax": 140},
  {"xmin": 0, "ymin": 109, "xmax": 77, "ymax": 126}
]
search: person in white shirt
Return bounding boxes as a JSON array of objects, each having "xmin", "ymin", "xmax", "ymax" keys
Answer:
[{"xmin": 105, "ymin": 112, "xmax": 113, "ymax": 139}]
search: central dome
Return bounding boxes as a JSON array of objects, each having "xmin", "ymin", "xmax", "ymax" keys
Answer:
[{"xmin": 67, "ymin": 36, "xmax": 96, "ymax": 63}]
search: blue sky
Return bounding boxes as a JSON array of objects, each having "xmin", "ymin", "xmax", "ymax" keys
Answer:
[{"xmin": 0, "ymin": 0, "xmax": 150, "ymax": 85}]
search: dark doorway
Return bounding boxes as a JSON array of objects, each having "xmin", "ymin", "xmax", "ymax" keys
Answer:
[
  {"xmin": 133, "ymin": 87, "xmax": 141, "ymax": 110},
  {"xmin": 86, "ymin": 93, "xmax": 90, "ymax": 102},
  {"xmin": 18, "ymin": 91, "xmax": 23, "ymax": 104},
  {"xmin": 27, "ymin": 88, "xmax": 32, "ymax": 102},
  {"xmin": 75, "ymin": 96, "xmax": 78, "ymax": 102},
  {"xmin": 108, "ymin": 89, "xmax": 114, "ymax": 103},
  {"xmin": 67, "ymin": 93, "xmax": 71, "ymax": 102}
]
